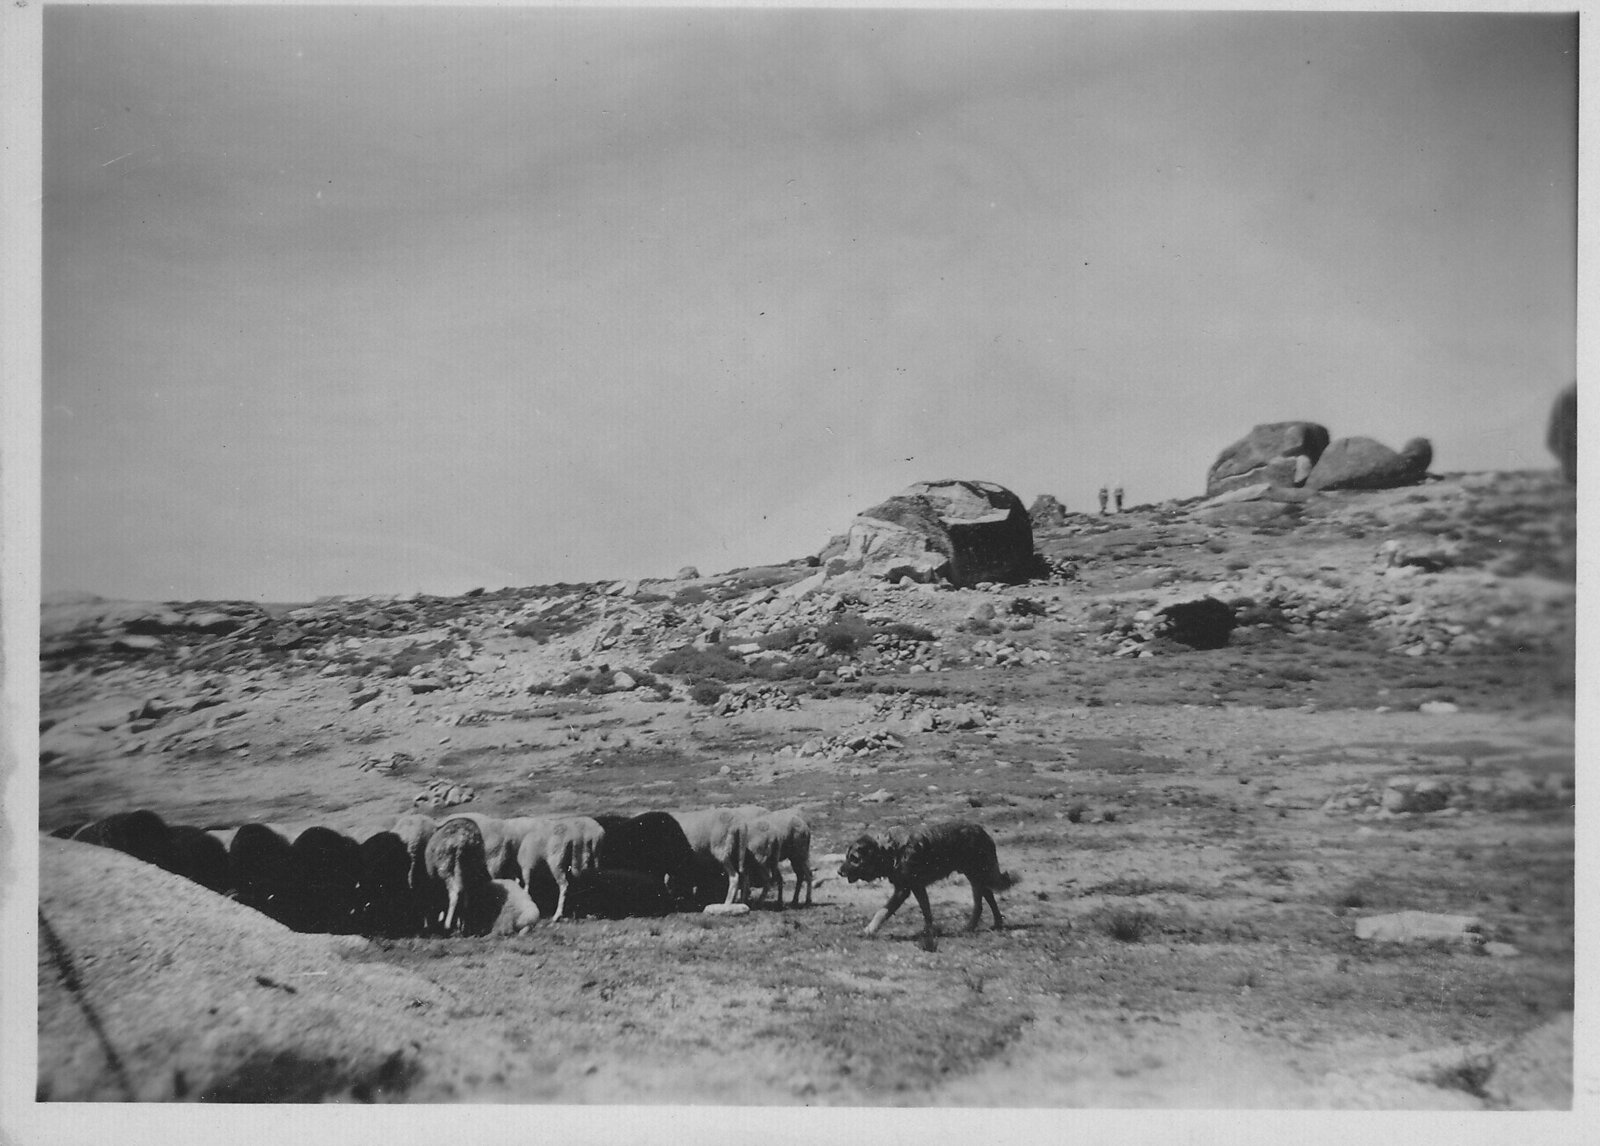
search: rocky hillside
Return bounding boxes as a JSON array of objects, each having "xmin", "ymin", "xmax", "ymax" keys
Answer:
[
  {"xmin": 41, "ymin": 470, "xmax": 1573, "ymax": 810},
  {"xmin": 35, "ymin": 468, "xmax": 1575, "ymax": 1107}
]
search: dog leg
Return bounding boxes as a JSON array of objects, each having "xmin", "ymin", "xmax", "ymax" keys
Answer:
[
  {"xmin": 865, "ymin": 887, "xmax": 910, "ymax": 935},
  {"xmin": 912, "ymin": 886, "xmax": 937, "ymax": 952},
  {"xmin": 912, "ymin": 886, "xmax": 936, "ymax": 936}
]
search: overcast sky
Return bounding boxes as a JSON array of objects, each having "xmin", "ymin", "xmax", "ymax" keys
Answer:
[{"xmin": 42, "ymin": 7, "xmax": 1576, "ymax": 602}]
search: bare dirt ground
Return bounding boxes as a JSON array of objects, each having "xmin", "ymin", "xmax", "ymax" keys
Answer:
[{"xmin": 30, "ymin": 470, "xmax": 1576, "ymax": 1108}]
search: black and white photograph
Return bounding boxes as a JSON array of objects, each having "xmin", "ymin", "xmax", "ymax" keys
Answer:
[{"xmin": 2, "ymin": 0, "xmax": 1586, "ymax": 1132}]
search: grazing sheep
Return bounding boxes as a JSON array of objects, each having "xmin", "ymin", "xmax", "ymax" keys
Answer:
[
  {"xmin": 570, "ymin": 868, "xmax": 677, "ymax": 920},
  {"xmin": 839, "ymin": 820, "xmax": 1019, "ymax": 950},
  {"xmin": 291, "ymin": 826, "xmax": 365, "ymax": 934},
  {"xmin": 68, "ymin": 811, "xmax": 234, "ymax": 897},
  {"xmin": 671, "ymin": 808, "xmax": 753, "ymax": 906},
  {"xmin": 389, "ymin": 813, "xmax": 438, "ymax": 918},
  {"xmin": 458, "ymin": 878, "xmax": 542, "ymax": 936},
  {"xmin": 356, "ymin": 830, "xmax": 417, "ymax": 937},
  {"xmin": 730, "ymin": 805, "xmax": 774, "ymax": 904},
  {"xmin": 445, "ymin": 812, "xmax": 544, "ymax": 881},
  {"xmin": 517, "ymin": 816, "xmax": 605, "ymax": 922},
  {"xmin": 745, "ymin": 807, "xmax": 814, "ymax": 909},
  {"xmin": 424, "ymin": 816, "xmax": 491, "ymax": 935},
  {"xmin": 591, "ymin": 811, "xmax": 698, "ymax": 909},
  {"xmin": 227, "ymin": 823, "xmax": 305, "ymax": 930},
  {"xmin": 71, "ymin": 810, "xmax": 175, "ymax": 871},
  {"xmin": 165, "ymin": 824, "xmax": 231, "ymax": 895},
  {"xmin": 390, "ymin": 813, "xmax": 443, "ymax": 933}
]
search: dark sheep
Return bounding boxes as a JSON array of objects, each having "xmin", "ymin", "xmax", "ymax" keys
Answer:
[
  {"xmin": 291, "ymin": 826, "xmax": 365, "ymax": 934},
  {"xmin": 592, "ymin": 811, "xmax": 698, "ymax": 909},
  {"xmin": 228, "ymin": 823, "xmax": 305, "ymax": 930},
  {"xmin": 165, "ymin": 824, "xmax": 231, "ymax": 895},
  {"xmin": 569, "ymin": 868, "xmax": 676, "ymax": 920},
  {"xmin": 356, "ymin": 831, "xmax": 417, "ymax": 938},
  {"xmin": 71, "ymin": 810, "xmax": 175, "ymax": 870}
]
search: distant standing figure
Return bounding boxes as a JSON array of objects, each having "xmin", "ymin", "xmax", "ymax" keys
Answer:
[
  {"xmin": 1113, "ymin": 485, "xmax": 1124, "ymax": 513},
  {"xmin": 1097, "ymin": 486, "xmax": 1109, "ymax": 515}
]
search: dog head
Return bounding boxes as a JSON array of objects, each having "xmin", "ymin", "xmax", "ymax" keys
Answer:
[{"xmin": 838, "ymin": 835, "xmax": 891, "ymax": 883}]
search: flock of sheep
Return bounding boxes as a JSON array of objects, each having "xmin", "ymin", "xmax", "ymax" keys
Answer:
[{"xmin": 49, "ymin": 804, "xmax": 816, "ymax": 939}]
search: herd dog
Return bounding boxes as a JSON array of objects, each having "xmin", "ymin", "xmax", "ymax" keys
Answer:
[
  {"xmin": 839, "ymin": 821, "xmax": 1020, "ymax": 952},
  {"xmin": 50, "ymin": 806, "xmax": 1017, "ymax": 948}
]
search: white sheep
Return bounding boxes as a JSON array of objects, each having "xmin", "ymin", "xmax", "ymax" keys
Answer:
[
  {"xmin": 516, "ymin": 816, "xmax": 606, "ymax": 921},
  {"xmin": 745, "ymin": 807, "xmax": 814, "ymax": 908},
  {"xmin": 671, "ymin": 808, "xmax": 754, "ymax": 906}
]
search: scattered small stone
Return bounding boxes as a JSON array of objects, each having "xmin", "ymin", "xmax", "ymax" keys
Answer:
[
  {"xmin": 1381, "ymin": 776, "xmax": 1452, "ymax": 814},
  {"xmin": 713, "ymin": 683, "xmax": 801, "ymax": 716},
  {"xmin": 414, "ymin": 778, "xmax": 476, "ymax": 809},
  {"xmin": 793, "ymin": 727, "xmax": 904, "ymax": 760}
]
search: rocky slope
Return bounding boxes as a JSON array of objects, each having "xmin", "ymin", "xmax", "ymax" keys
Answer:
[{"xmin": 34, "ymin": 469, "xmax": 1575, "ymax": 1107}]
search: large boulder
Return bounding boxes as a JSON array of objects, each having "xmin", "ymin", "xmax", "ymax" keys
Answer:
[
  {"xmin": 1304, "ymin": 436, "xmax": 1431, "ymax": 492},
  {"xmin": 1546, "ymin": 383, "xmax": 1576, "ymax": 484},
  {"xmin": 1485, "ymin": 1012, "xmax": 1573, "ymax": 1110},
  {"xmin": 37, "ymin": 836, "xmax": 456, "ymax": 1101},
  {"xmin": 1354, "ymin": 910, "xmax": 1484, "ymax": 945},
  {"xmin": 1206, "ymin": 422, "xmax": 1330, "ymax": 496},
  {"xmin": 1194, "ymin": 500, "xmax": 1299, "ymax": 526},
  {"xmin": 1154, "ymin": 597, "xmax": 1236, "ymax": 649},
  {"xmin": 836, "ymin": 480, "xmax": 1035, "ymax": 587},
  {"xmin": 1028, "ymin": 494, "xmax": 1069, "ymax": 529}
]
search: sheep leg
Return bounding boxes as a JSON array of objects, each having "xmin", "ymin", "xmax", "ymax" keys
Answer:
[
  {"xmin": 865, "ymin": 886, "xmax": 910, "ymax": 936},
  {"xmin": 968, "ymin": 881, "xmax": 985, "ymax": 931},
  {"xmin": 444, "ymin": 881, "xmax": 461, "ymax": 935},
  {"xmin": 770, "ymin": 859, "xmax": 785, "ymax": 911},
  {"xmin": 548, "ymin": 839, "xmax": 575, "ymax": 921},
  {"xmin": 984, "ymin": 887, "xmax": 1004, "ymax": 931},
  {"xmin": 552, "ymin": 868, "xmax": 569, "ymax": 921},
  {"xmin": 731, "ymin": 826, "xmax": 749, "ymax": 904}
]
